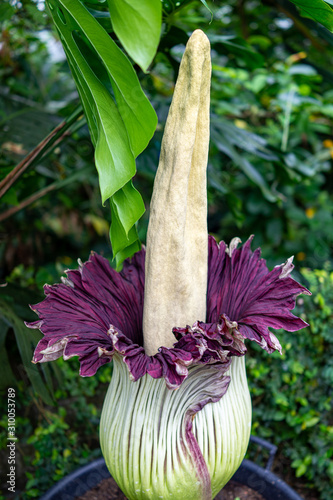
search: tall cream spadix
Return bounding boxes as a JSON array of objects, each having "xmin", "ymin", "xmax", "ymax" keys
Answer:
[{"xmin": 143, "ymin": 30, "xmax": 211, "ymax": 355}]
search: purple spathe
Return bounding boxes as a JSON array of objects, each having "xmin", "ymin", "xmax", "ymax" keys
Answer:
[
  {"xmin": 207, "ymin": 236, "xmax": 310, "ymax": 353},
  {"xmin": 26, "ymin": 235, "xmax": 310, "ymax": 388}
]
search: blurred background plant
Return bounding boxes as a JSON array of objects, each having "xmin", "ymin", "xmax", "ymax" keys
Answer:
[
  {"xmin": 0, "ymin": 0, "xmax": 332, "ymax": 498},
  {"xmin": 247, "ymin": 265, "xmax": 333, "ymax": 500}
]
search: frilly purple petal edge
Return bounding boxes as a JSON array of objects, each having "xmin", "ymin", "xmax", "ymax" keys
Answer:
[
  {"xmin": 101, "ymin": 321, "xmax": 235, "ymax": 390},
  {"xmin": 26, "ymin": 235, "xmax": 311, "ymax": 389}
]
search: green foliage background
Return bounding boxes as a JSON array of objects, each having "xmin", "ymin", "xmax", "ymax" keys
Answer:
[
  {"xmin": 0, "ymin": 0, "xmax": 333, "ymax": 498},
  {"xmin": 247, "ymin": 267, "xmax": 333, "ymax": 499}
]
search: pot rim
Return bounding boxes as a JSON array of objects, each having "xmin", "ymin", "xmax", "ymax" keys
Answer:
[{"xmin": 39, "ymin": 455, "xmax": 304, "ymax": 500}]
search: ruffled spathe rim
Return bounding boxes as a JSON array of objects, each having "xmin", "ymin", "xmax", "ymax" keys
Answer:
[
  {"xmin": 26, "ymin": 235, "xmax": 310, "ymax": 388},
  {"xmin": 207, "ymin": 236, "xmax": 310, "ymax": 354}
]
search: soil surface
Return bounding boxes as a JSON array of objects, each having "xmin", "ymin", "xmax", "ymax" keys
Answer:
[{"xmin": 76, "ymin": 476, "xmax": 265, "ymax": 500}]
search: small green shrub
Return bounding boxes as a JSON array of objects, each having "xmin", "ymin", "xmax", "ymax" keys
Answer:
[
  {"xmin": 22, "ymin": 358, "xmax": 112, "ymax": 498},
  {"xmin": 0, "ymin": 357, "xmax": 112, "ymax": 499},
  {"xmin": 248, "ymin": 264, "xmax": 333, "ymax": 500}
]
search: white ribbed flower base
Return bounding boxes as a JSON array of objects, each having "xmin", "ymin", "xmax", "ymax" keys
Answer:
[
  {"xmin": 193, "ymin": 356, "xmax": 252, "ymax": 497},
  {"xmin": 100, "ymin": 355, "xmax": 251, "ymax": 500}
]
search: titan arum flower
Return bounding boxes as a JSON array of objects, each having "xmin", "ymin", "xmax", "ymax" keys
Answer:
[{"xmin": 27, "ymin": 31, "xmax": 310, "ymax": 500}]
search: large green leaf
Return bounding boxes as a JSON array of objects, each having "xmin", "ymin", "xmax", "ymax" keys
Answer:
[
  {"xmin": 46, "ymin": 0, "xmax": 157, "ymax": 262},
  {"xmin": 0, "ymin": 3, "xmax": 15, "ymax": 22},
  {"xmin": 0, "ymin": 299, "xmax": 54, "ymax": 405},
  {"xmin": 289, "ymin": 0, "xmax": 333, "ymax": 31},
  {"xmin": 110, "ymin": 180, "xmax": 145, "ymax": 269},
  {"xmin": 107, "ymin": 0, "xmax": 161, "ymax": 71}
]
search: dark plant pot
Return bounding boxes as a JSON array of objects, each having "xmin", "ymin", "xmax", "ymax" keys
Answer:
[{"xmin": 40, "ymin": 437, "xmax": 303, "ymax": 500}]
